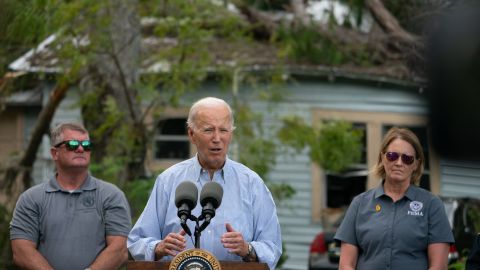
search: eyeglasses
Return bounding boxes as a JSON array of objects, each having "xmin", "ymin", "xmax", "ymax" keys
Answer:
[
  {"xmin": 54, "ymin": 140, "xmax": 92, "ymax": 151},
  {"xmin": 384, "ymin": 151, "xmax": 415, "ymax": 165}
]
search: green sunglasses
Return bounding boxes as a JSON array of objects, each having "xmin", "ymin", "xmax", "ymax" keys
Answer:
[{"xmin": 54, "ymin": 140, "xmax": 92, "ymax": 151}]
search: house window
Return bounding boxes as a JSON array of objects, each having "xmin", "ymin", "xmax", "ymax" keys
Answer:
[
  {"xmin": 154, "ymin": 118, "xmax": 189, "ymax": 160},
  {"xmin": 326, "ymin": 123, "xmax": 367, "ymax": 208}
]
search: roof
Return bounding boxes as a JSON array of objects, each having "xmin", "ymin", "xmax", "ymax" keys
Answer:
[
  {"xmin": 8, "ymin": 17, "xmax": 423, "ymax": 87},
  {"xmin": 5, "ymin": 88, "xmax": 43, "ymax": 106}
]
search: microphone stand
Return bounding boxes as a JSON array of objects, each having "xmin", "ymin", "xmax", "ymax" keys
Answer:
[
  {"xmin": 191, "ymin": 214, "xmax": 211, "ymax": 249},
  {"xmin": 194, "ymin": 222, "xmax": 201, "ymax": 249}
]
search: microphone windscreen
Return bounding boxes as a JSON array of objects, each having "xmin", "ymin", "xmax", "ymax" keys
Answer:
[
  {"xmin": 200, "ymin": 182, "xmax": 223, "ymax": 208},
  {"xmin": 175, "ymin": 181, "xmax": 198, "ymax": 209}
]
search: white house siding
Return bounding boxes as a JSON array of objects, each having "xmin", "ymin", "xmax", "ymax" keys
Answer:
[{"xmin": 441, "ymin": 159, "xmax": 480, "ymax": 198}]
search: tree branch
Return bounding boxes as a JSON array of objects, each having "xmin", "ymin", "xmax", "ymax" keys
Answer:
[{"xmin": 365, "ymin": 0, "xmax": 421, "ymax": 46}]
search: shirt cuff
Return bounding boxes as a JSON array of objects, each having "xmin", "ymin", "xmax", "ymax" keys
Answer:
[{"xmin": 147, "ymin": 240, "xmax": 161, "ymax": 261}]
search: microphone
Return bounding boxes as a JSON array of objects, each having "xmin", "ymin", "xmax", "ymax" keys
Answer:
[
  {"xmin": 199, "ymin": 182, "xmax": 223, "ymax": 227},
  {"xmin": 174, "ymin": 181, "xmax": 198, "ymax": 236}
]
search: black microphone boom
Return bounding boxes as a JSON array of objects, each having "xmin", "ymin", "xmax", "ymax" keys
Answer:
[
  {"xmin": 199, "ymin": 182, "xmax": 223, "ymax": 230},
  {"xmin": 174, "ymin": 181, "xmax": 198, "ymax": 236}
]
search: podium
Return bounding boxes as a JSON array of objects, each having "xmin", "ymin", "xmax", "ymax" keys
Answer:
[{"xmin": 127, "ymin": 261, "xmax": 269, "ymax": 270}]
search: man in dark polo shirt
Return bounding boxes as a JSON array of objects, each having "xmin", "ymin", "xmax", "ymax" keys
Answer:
[{"xmin": 10, "ymin": 122, "xmax": 131, "ymax": 270}]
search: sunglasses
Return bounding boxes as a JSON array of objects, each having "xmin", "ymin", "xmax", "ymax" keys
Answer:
[
  {"xmin": 384, "ymin": 151, "xmax": 416, "ymax": 165},
  {"xmin": 54, "ymin": 140, "xmax": 92, "ymax": 151}
]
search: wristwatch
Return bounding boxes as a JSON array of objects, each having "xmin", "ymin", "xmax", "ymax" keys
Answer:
[{"xmin": 242, "ymin": 243, "xmax": 256, "ymax": 262}]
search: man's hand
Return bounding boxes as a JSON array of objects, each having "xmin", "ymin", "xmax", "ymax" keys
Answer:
[
  {"xmin": 155, "ymin": 230, "xmax": 187, "ymax": 259},
  {"xmin": 221, "ymin": 223, "xmax": 249, "ymax": 257}
]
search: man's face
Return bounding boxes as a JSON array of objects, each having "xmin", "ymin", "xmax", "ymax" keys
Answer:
[
  {"xmin": 188, "ymin": 105, "xmax": 233, "ymax": 172},
  {"xmin": 51, "ymin": 129, "xmax": 91, "ymax": 171}
]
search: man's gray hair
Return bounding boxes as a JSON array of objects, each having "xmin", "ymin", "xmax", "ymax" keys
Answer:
[
  {"xmin": 50, "ymin": 122, "xmax": 88, "ymax": 146},
  {"xmin": 186, "ymin": 97, "xmax": 235, "ymax": 130}
]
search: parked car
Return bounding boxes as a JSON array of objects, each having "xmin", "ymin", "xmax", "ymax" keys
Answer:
[
  {"xmin": 441, "ymin": 196, "xmax": 480, "ymax": 261},
  {"xmin": 308, "ymin": 214, "xmax": 343, "ymax": 270},
  {"xmin": 308, "ymin": 196, "xmax": 480, "ymax": 270}
]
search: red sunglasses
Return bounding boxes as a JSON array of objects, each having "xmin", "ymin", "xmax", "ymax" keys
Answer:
[{"xmin": 384, "ymin": 151, "xmax": 416, "ymax": 165}]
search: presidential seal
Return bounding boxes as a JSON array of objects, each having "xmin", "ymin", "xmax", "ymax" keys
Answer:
[{"xmin": 169, "ymin": 249, "xmax": 221, "ymax": 270}]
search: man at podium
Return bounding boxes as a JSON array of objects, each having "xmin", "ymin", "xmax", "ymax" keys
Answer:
[{"xmin": 127, "ymin": 97, "xmax": 282, "ymax": 269}]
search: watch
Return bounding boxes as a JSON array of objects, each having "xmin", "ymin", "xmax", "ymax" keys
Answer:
[{"xmin": 242, "ymin": 243, "xmax": 256, "ymax": 262}]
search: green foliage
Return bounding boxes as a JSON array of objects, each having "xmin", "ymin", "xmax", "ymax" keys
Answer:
[
  {"xmin": 0, "ymin": 204, "xmax": 12, "ymax": 268},
  {"xmin": 383, "ymin": 0, "xmax": 428, "ymax": 33},
  {"xmin": 278, "ymin": 117, "xmax": 363, "ymax": 173},
  {"xmin": 276, "ymin": 25, "xmax": 373, "ymax": 66},
  {"xmin": 277, "ymin": 240, "xmax": 289, "ymax": 267},
  {"xmin": 338, "ymin": 0, "xmax": 366, "ymax": 29},
  {"xmin": 448, "ymin": 258, "xmax": 465, "ymax": 270},
  {"xmin": 234, "ymin": 104, "xmax": 276, "ymax": 176},
  {"xmin": 89, "ymin": 155, "xmax": 128, "ymax": 185},
  {"xmin": 124, "ymin": 177, "xmax": 157, "ymax": 222},
  {"xmin": 314, "ymin": 121, "xmax": 363, "ymax": 172},
  {"xmin": 468, "ymin": 205, "xmax": 480, "ymax": 233},
  {"xmin": 0, "ymin": 0, "xmax": 56, "ymax": 75},
  {"xmin": 240, "ymin": 0, "xmax": 291, "ymax": 11},
  {"xmin": 268, "ymin": 183, "xmax": 296, "ymax": 202},
  {"xmin": 277, "ymin": 115, "xmax": 316, "ymax": 149}
]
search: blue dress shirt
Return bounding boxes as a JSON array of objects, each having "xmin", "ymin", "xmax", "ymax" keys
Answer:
[{"xmin": 128, "ymin": 156, "xmax": 282, "ymax": 269}]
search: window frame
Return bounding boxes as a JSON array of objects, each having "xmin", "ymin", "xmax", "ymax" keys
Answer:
[{"xmin": 146, "ymin": 108, "xmax": 193, "ymax": 172}]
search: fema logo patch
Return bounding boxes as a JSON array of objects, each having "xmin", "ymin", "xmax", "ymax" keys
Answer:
[
  {"xmin": 408, "ymin": 201, "xmax": 424, "ymax": 216},
  {"xmin": 83, "ymin": 195, "xmax": 94, "ymax": 207},
  {"xmin": 410, "ymin": 201, "xmax": 423, "ymax": 212}
]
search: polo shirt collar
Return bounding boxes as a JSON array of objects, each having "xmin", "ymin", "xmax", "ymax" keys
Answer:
[
  {"xmin": 374, "ymin": 179, "xmax": 416, "ymax": 201},
  {"xmin": 373, "ymin": 182, "xmax": 386, "ymax": 199},
  {"xmin": 403, "ymin": 185, "xmax": 417, "ymax": 201},
  {"xmin": 193, "ymin": 154, "xmax": 227, "ymax": 184},
  {"xmin": 46, "ymin": 174, "xmax": 96, "ymax": 193}
]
